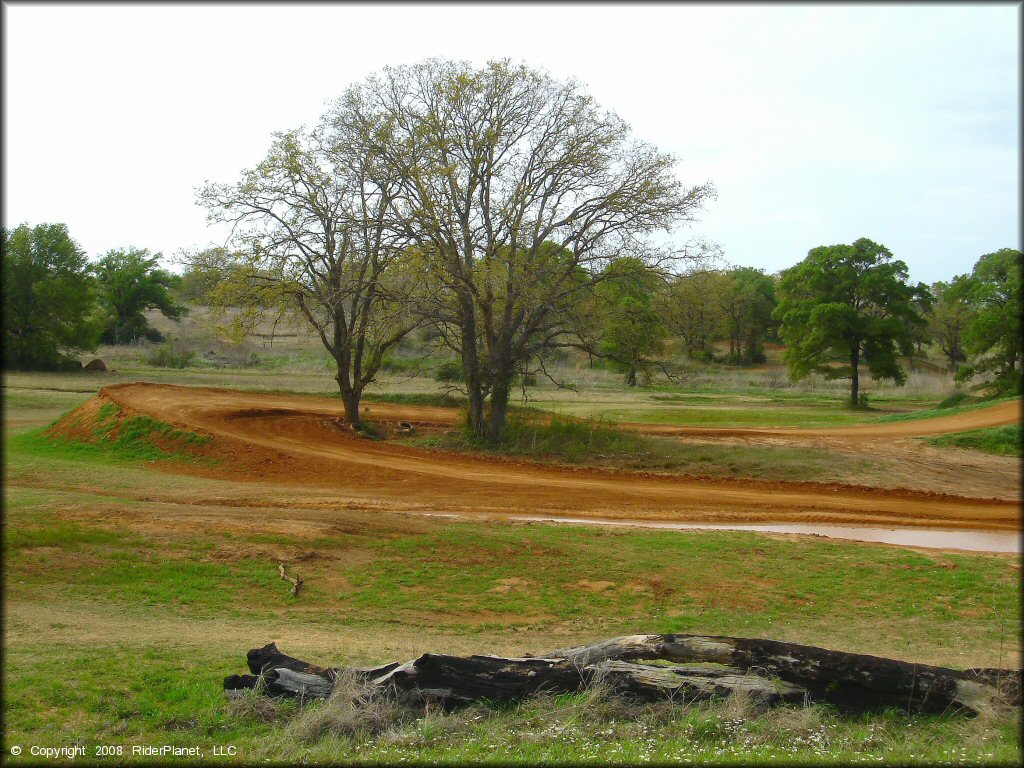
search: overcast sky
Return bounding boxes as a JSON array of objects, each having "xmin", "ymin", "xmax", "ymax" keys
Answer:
[{"xmin": 3, "ymin": 2, "xmax": 1019, "ymax": 284}]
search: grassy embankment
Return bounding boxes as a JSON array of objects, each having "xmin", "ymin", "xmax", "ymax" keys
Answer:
[{"xmin": 2, "ymin": 380, "xmax": 1020, "ymax": 764}]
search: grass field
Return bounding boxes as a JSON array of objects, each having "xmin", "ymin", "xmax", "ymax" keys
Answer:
[{"xmin": 3, "ymin": 334, "xmax": 1021, "ymax": 764}]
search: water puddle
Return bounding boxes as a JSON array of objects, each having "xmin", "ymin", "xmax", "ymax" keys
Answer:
[{"xmin": 496, "ymin": 516, "xmax": 1021, "ymax": 554}]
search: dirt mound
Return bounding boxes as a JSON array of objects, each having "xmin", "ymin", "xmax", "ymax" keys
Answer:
[
  {"xmin": 90, "ymin": 382, "xmax": 1019, "ymax": 533},
  {"xmin": 45, "ymin": 389, "xmax": 214, "ymax": 460}
]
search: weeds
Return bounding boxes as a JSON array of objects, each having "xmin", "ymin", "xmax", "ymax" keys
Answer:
[{"xmin": 142, "ymin": 341, "xmax": 195, "ymax": 369}]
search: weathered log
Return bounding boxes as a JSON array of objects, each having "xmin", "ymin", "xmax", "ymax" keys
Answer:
[
  {"xmin": 246, "ymin": 641, "xmax": 400, "ymax": 681},
  {"xmin": 225, "ymin": 668, "xmax": 333, "ymax": 700},
  {"xmin": 963, "ymin": 667, "xmax": 1023, "ymax": 702},
  {"xmin": 226, "ymin": 636, "xmax": 1021, "ymax": 714},
  {"xmin": 232, "ymin": 650, "xmax": 804, "ymax": 708},
  {"xmin": 369, "ymin": 654, "xmax": 585, "ymax": 705},
  {"xmin": 545, "ymin": 634, "xmax": 1021, "ymax": 714},
  {"xmin": 248, "ymin": 642, "xmax": 336, "ymax": 679},
  {"xmin": 589, "ymin": 661, "xmax": 807, "ymax": 706}
]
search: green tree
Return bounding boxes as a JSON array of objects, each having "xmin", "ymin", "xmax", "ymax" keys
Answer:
[
  {"xmin": 340, "ymin": 59, "xmax": 713, "ymax": 441},
  {"xmin": 2, "ymin": 223, "xmax": 102, "ymax": 370},
  {"xmin": 94, "ymin": 248, "xmax": 186, "ymax": 343},
  {"xmin": 717, "ymin": 267, "xmax": 777, "ymax": 364},
  {"xmin": 774, "ymin": 238, "xmax": 928, "ymax": 406},
  {"xmin": 663, "ymin": 269, "xmax": 727, "ymax": 360},
  {"xmin": 929, "ymin": 277, "xmax": 974, "ymax": 375},
  {"xmin": 597, "ymin": 257, "xmax": 668, "ymax": 386},
  {"xmin": 174, "ymin": 247, "xmax": 242, "ymax": 305},
  {"xmin": 956, "ymin": 248, "xmax": 1022, "ymax": 394}
]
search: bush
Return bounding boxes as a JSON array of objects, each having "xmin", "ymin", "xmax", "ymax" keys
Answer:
[
  {"xmin": 434, "ymin": 361, "xmax": 464, "ymax": 382},
  {"xmin": 142, "ymin": 341, "xmax": 194, "ymax": 369},
  {"xmin": 936, "ymin": 392, "xmax": 975, "ymax": 409}
]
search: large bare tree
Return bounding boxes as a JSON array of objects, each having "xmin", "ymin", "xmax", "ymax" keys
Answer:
[
  {"xmin": 197, "ymin": 125, "xmax": 419, "ymax": 426},
  {"xmin": 330, "ymin": 59, "xmax": 714, "ymax": 441}
]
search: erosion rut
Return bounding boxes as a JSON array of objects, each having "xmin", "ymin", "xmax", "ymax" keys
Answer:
[{"xmin": 94, "ymin": 383, "xmax": 1020, "ymax": 533}]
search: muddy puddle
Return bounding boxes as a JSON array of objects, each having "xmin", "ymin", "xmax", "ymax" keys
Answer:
[{"xmin": 442, "ymin": 515, "xmax": 1020, "ymax": 554}]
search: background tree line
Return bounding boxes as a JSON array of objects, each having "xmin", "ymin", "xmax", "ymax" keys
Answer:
[
  {"xmin": 5, "ymin": 59, "xmax": 1020, "ymax": 435},
  {"xmin": 2, "ymin": 222, "xmax": 187, "ymax": 370}
]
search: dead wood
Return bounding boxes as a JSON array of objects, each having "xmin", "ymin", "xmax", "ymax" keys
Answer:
[
  {"xmin": 225, "ymin": 634, "xmax": 1021, "ymax": 715},
  {"xmin": 543, "ymin": 633, "xmax": 1021, "ymax": 714},
  {"xmin": 277, "ymin": 563, "xmax": 304, "ymax": 597}
]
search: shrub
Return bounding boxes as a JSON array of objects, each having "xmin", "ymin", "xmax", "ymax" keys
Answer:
[
  {"xmin": 936, "ymin": 392, "xmax": 975, "ymax": 409},
  {"xmin": 142, "ymin": 341, "xmax": 194, "ymax": 369},
  {"xmin": 434, "ymin": 361, "xmax": 464, "ymax": 382}
]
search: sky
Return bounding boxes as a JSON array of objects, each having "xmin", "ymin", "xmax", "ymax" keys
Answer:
[{"xmin": 2, "ymin": 2, "xmax": 1019, "ymax": 284}]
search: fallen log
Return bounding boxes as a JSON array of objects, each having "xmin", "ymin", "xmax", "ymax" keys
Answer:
[
  {"xmin": 247, "ymin": 642, "xmax": 400, "ymax": 681},
  {"xmin": 225, "ymin": 668, "xmax": 333, "ymax": 700},
  {"xmin": 225, "ymin": 634, "xmax": 1021, "ymax": 715},
  {"xmin": 544, "ymin": 634, "xmax": 1021, "ymax": 714}
]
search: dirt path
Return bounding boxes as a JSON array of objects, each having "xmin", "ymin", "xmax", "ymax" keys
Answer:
[
  {"xmin": 92, "ymin": 383, "xmax": 1019, "ymax": 532},
  {"xmin": 628, "ymin": 399, "xmax": 1021, "ymax": 438}
]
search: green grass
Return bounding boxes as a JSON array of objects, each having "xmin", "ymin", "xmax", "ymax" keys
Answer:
[
  {"xmin": 926, "ymin": 425, "xmax": 1023, "ymax": 457},
  {"xmin": 3, "ymin": 502, "xmax": 1020, "ymax": 764},
  {"xmin": 362, "ymin": 391, "xmax": 467, "ymax": 407}
]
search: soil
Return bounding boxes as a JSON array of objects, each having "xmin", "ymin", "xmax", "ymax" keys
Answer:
[{"xmin": 62, "ymin": 382, "xmax": 1020, "ymax": 534}]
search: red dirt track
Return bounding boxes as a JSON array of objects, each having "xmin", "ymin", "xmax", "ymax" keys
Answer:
[{"xmin": 94, "ymin": 383, "xmax": 1022, "ymax": 533}]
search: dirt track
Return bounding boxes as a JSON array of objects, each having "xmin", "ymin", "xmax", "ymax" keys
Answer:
[
  {"xmin": 630, "ymin": 399, "xmax": 1021, "ymax": 438},
  {"xmin": 94, "ymin": 383, "xmax": 1021, "ymax": 532}
]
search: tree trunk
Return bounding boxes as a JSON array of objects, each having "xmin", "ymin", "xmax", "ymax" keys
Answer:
[
  {"xmin": 335, "ymin": 364, "xmax": 361, "ymax": 427},
  {"xmin": 850, "ymin": 348, "xmax": 860, "ymax": 406},
  {"xmin": 487, "ymin": 378, "xmax": 511, "ymax": 443},
  {"xmin": 459, "ymin": 295, "xmax": 486, "ymax": 439},
  {"xmin": 226, "ymin": 635, "xmax": 1020, "ymax": 715},
  {"xmin": 338, "ymin": 387, "xmax": 361, "ymax": 427}
]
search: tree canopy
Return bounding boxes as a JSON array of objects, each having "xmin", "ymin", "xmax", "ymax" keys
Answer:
[
  {"xmin": 717, "ymin": 267, "xmax": 777, "ymax": 365},
  {"xmin": 928, "ymin": 277, "xmax": 973, "ymax": 375},
  {"xmin": 3, "ymin": 223, "xmax": 102, "ymax": 370},
  {"xmin": 597, "ymin": 257, "xmax": 668, "ymax": 386},
  {"xmin": 956, "ymin": 248, "xmax": 1022, "ymax": 395},
  {"xmin": 94, "ymin": 247, "xmax": 186, "ymax": 344},
  {"xmin": 774, "ymin": 238, "xmax": 928, "ymax": 406}
]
